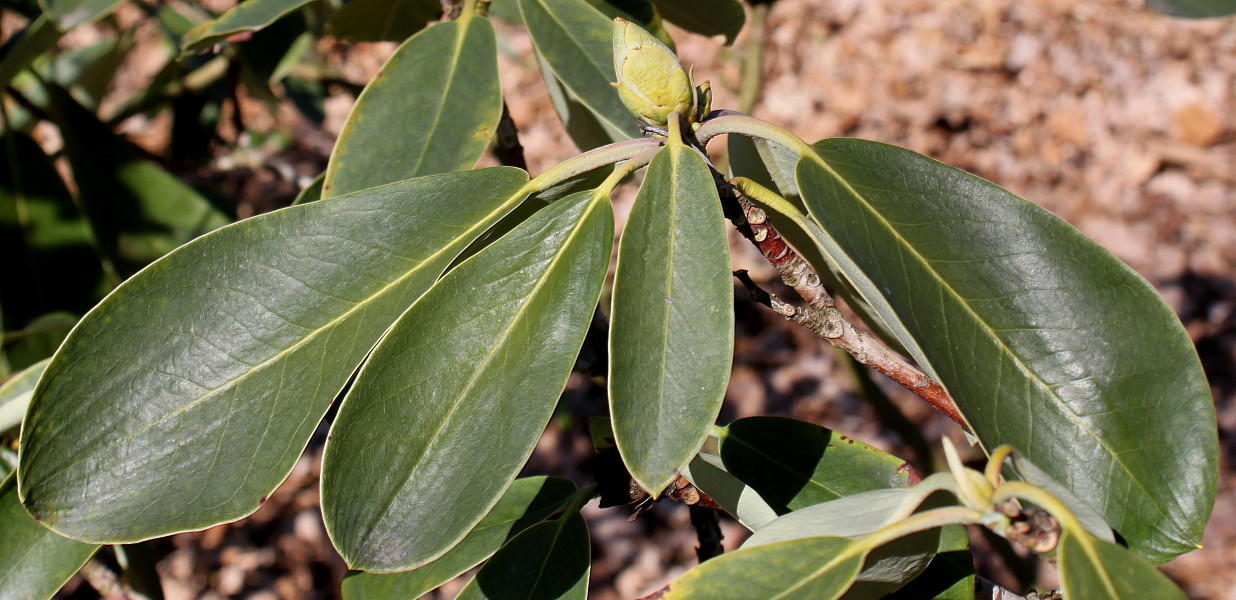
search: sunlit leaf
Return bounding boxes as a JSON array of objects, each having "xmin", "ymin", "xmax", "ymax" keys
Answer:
[
  {"xmin": 1058, "ymin": 530, "xmax": 1187, "ymax": 599},
  {"xmin": 0, "ymin": 474, "xmax": 98, "ymax": 600},
  {"xmin": 796, "ymin": 138, "xmax": 1216, "ymax": 563},
  {"xmin": 38, "ymin": 0, "xmax": 123, "ymax": 29},
  {"xmin": 323, "ymin": 189, "xmax": 612, "ymax": 571},
  {"xmin": 323, "ymin": 15, "xmax": 501, "ymax": 197},
  {"xmin": 18, "ymin": 168, "xmax": 531, "ymax": 543},
  {"xmin": 519, "ymin": 0, "xmax": 639, "ymax": 143},
  {"xmin": 662, "ymin": 536, "xmax": 865, "ymax": 600},
  {"xmin": 610, "ymin": 138, "xmax": 732, "ymax": 496},
  {"xmin": 180, "ymin": 0, "xmax": 316, "ymax": 53}
]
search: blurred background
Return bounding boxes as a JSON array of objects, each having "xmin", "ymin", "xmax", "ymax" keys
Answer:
[{"xmin": 2, "ymin": 0, "xmax": 1232, "ymax": 598}]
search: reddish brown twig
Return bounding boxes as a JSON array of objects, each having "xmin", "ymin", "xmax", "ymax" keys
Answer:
[{"xmin": 722, "ymin": 183, "xmax": 967, "ymax": 430}]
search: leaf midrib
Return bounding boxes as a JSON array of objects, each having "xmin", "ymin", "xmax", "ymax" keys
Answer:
[
  {"xmin": 356, "ymin": 192, "xmax": 604, "ymax": 558},
  {"xmin": 27, "ymin": 188, "xmax": 524, "ymax": 494},
  {"xmin": 802, "ymin": 150, "xmax": 1167, "ymax": 522}
]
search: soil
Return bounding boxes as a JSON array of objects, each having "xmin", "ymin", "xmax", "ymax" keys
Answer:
[{"xmin": 29, "ymin": 0, "xmax": 1236, "ymax": 598}]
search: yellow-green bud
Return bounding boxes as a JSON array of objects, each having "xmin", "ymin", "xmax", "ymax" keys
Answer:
[
  {"xmin": 612, "ymin": 18, "xmax": 695, "ymax": 128},
  {"xmin": 693, "ymin": 80, "xmax": 712, "ymax": 123}
]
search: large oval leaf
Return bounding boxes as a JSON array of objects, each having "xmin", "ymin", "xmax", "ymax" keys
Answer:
[
  {"xmin": 662, "ymin": 536, "xmax": 865, "ymax": 600},
  {"xmin": 796, "ymin": 138, "xmax": 1216, "ymax": 563},
  {"xmin": 454, "ymin": 510, "xmax": 591, "ymax": 600},
  {"xmin": 341, "ymin": 476, "xmax": 576, "ymax": 599},
  {"xmin": 323, "ymin": 14, "xmax": 501, "ymax": 198},
  {"xmin": 519, "ymin": 0, "xmax": 639, "ymax": 143},
  {"xmin": 322, "ymin": 189, "xmax": 612, "ymax": 572},
  {"xmin": 1057, "ymin": 530, "xmax": 1186, "ymax": 599},
  {"xmin": 609, "ymin": 138, "xmax": 733, "ymax": 496},
  {"xmin": 18, "ymin": 168, "xmax": 531, "ymax": 542},
  {"xmin": 0, "ymin": 473, "xmax": 98, "ymax": 600}
]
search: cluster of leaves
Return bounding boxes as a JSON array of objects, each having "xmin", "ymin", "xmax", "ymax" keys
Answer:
[{"xmin": 2, "ymin": 0, "xmax": 1231, "ymax": 598}]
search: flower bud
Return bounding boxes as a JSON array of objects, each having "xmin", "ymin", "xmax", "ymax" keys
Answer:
[{"xmin": 612, "ymin": 18, "xmax": 695, "ymax": 128}]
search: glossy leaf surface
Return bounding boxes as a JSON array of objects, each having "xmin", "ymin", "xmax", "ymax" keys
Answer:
[
  {"xmin": 323, "ymin": 15, "xmax": 501, "ymax": 198},
  {"xmin": 0, "ymin": 359, "xmax": 47, "ymax": 434},
  {"xmin": 181, "ymin": 0, "xmax": 316, "ymax": 53},
  {"xmin": 1058, "ymin": 530, "xmax": 1187, "ymax": 599},
  {"xmin": 719, "ymin": 417, "xmax": 911, "ymax": 513},
  {"xmin": 454, "ymin": 510, "xmax": 591, "ymax": 600},
  {"xmin": 322, "ymin": 189, "xmax": 612, "ymax": 572},
  {"xmin": 797, "ymin": 138, "xmax": 1216, "ymax": 563},
  {"xmin": 18, "ymin": 168, "xmax": 531, "ymax": 543},
  {"xmin": 0, "ymin": 474, "xmax": 98, "ymax": 600},
  {"xmin": 341, "ymin": 477, "xmax": 576, "ymax": 599},
  {"xmin": 649, "ymin": 0, "xmax": 744, "ymax": 44},
  {"xmin": 662, "ymin": 536, "xmax": 865, "ymax": 600},
  {"xmin": 610, "ymin": 139, "xmax": 732, "ymax": 496},
  {"xmin": 520, "ymin": 0, "xmax": 639, "ymax": 143},
  {"xmin": 326, "ymin": 0, "xmax": 441, "ymax": 42},
  {"xmin": 38, "ymin": 0, "xmax": 122, "ymax": 28}
]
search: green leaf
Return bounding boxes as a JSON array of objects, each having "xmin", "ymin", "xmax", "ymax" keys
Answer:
[
  {"xmin": 1008, "ymin": 452, "xmax": 1113, "ymax": 542},
  {"xmin": 180, "ymin": 0, "xmax": 316, "ymax": 54},
  {"xmin": 1145, "ymin": 0, "xmax": 1236, "ymax": 18},
  {"xmin": 326, "ymin": 0, "xmax": 441, "ymax": 42},
  {"xmin": 609, "ymin": 138, "xmax": 732, "ymax": 496},
  {"xmin": 38, "ymin": 0, "xmax": 123, "ymax": 29},
  {"xmin": 796, "ymin": 138, "xmax": 1217, "ymax": 563},
  {"xmin": 323, "ymin": 15, "xmax": 501, "ymax": 198},
  {"xmin": 0, "ymin": 15, "xmax": 64, "ymax": 91},
  {"xmin": 322, "ymin": 188, "xmax": 612, "ymax": 572},
  {"xmin": 454, "ymin": 509, "xmax": 591, "ymax": 600},
  {"xmin": 885, "ymin": 525, "xmax": 974, "ymax": 600},
  {"xmin": 648, "ymin": 0, "xmax": 744, "ymax": 44},
  {"xmin": 719, "ymin": 417, "xmax": 912, "ymax": 513},
  {"xmin": 44, "ymin": 85, "xmax": 231, "ymax": 275},
  {"xmin": 743, "ymin": 488, "xmax": 941, "ymax": 600},
  {"xmin": 1058, "ymin": 530, "xmax": 1187, "ymax": 599},
  {"xmin": 341, "ymin": 476, "xmax": 576, "ymax": 599},
  {"xmin": 681, "ymin": 450, "xmax": 779, "ymax": 530},
  {"xmin": 662, "ymin": 536, "xmax": 865, "ymax": 600},
  {"xmin": 0, "ymin": 473, "xmax": 99, "ymax": 600},
  {"xmin": 17, "ymin": 168, "xmax": 531, "ymax": 543},
  {"xmin": 538, "ymin": 54, "xmax": 620, "ymax": 151},
  {"xmin": 519, "ymin": 0, "xmax": 639, "ymax": 143},
  {"xmin": 0, "ymin": 359, "xmax": 47, "ymax": 435}
]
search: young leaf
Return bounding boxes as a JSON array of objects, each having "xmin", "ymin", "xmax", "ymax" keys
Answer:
[
  {"xmin": 180, "ymin": 0, "xmax": 317, "ymax": 54},
  {"xmin": 326, "ymin": 0, "xmax": 441, "ymax": 42},
  {"xmin": 1057, "ymin": 530, "xmax": 1187, "ymax": 600},
  {"xmin": 661, "ymin": 536, "xmax": 866, "ymax": 600},
  {"xmin": 323, "ymin": 14, "xmax": 501, "ymax": 198},
  {"xmin": 0, "ymin": 473, "xmax": 99, "ymax": 600},
  {"xmin": 453, "ymin": 509, "xmax": 591, "ymax": 600},
  {"xmin": 519, "ymin": 0, "xmax": 640, "ymax": 142},
  {"xmin": 609, "ymin": 137, "xmax": 732, "ymax": 497},
  {"xmin": 322, "ymin": 189, "xmax": 613, "ymax": 572},
  {"xmin": 796, "ymin": 138, "xmax": 1216, "ymax": 563},
  {"xmin": 648, "ymin": 0, "xmax": 744, "ymax": 44},
  {"xmin": 18, "ymin": 168, "xmax": 531, "ymax": 543},
  {"xmin": 718, "ymin": 416, "xmax": 912, "ymax": 513},
  {"xmin": 341, "ymin": 477, "xmax": 576, "ymax": 599}
]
